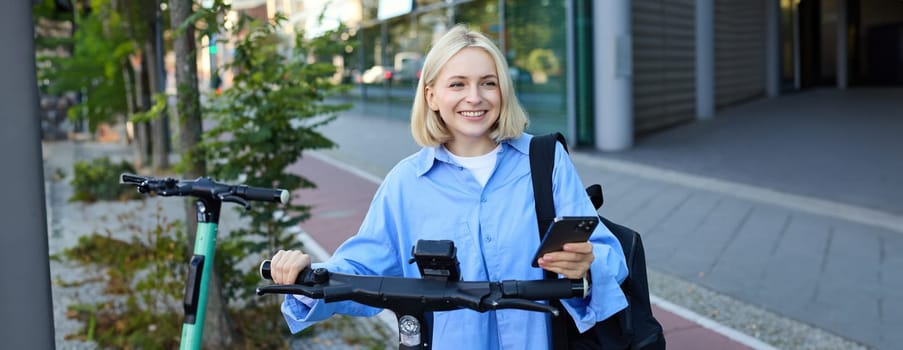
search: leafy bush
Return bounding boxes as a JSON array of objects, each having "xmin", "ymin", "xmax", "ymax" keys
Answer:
[
  {"xmin": 58, "ymin": 9, "xmax": 371, "ymax": 350},
  {"xmin": 202, "ymin": 14, "xmax": 350, "ymax": 303},
  {"xmin": 69, "ymin": 157, "xmax": 141, "ymax": 202},
  {"xmin": 57, "ymin": 202, "xmax": 309, "ymax": 349},
  {"xmin": 59, "ymin": 203, "xmax": 186, "ymax": 348},
  {"xmin": 198, "ymin": 14, "xmax": 355, "ymax": 346}
]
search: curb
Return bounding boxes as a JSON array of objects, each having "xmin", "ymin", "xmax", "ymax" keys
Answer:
[{"xmin": 651, "ymin": 295, "xmax": 778, "ymax": 350}]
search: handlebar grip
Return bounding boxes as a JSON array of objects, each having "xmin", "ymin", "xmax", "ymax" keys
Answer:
[
  {"xmin": 237, "ymin": 186, "xmax": 289, "ymax": 204},
  {"xmin": 501, "ymin": 279, "xmax": 586, "ymax": 299},
  {"xmin": 260, "ymin": 260, "xmax": 273, "ymax": 280},
  {"xmin": 120, "ymin": 173, "xmax": 146, "ymax": 185},
  {"xmin": 259, "ymin": 260, "xmax": 324, "ymax": 285}
]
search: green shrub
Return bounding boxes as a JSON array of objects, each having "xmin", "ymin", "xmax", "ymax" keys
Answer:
[
  {"xmin": 69, "ymin": 157, "xmax": 141, "ymax": 202},
  {"xmin": 60, "ymin": 204, "xmax": 186, "ymax": 348},
  {"xmin": 202, "ymin": 14, "xmax": 349, "ymax": 303}
]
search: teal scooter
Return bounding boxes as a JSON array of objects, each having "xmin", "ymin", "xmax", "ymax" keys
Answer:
[{"xmin": 120, "ymin": 173, "xmax": 288, "ymax": 350}]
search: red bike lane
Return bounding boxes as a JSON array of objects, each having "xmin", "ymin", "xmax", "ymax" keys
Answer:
[{"xmin": 288, "ymin": 153, "xmax": 757, "ymax": 350}]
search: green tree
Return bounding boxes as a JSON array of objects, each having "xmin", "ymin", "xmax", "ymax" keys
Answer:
[
  {"xmin": 201, "ymin": 15, "xmax": 352, "ymax": 313},
  {"xmin": 46, "ymin": 1, "xmax": 357, "ymax": 347},
  {"xmin": 34, "ymin": 0, "xmax": 132, "ymax": 132},
  {"xmin": 33, "ymin": 0, "xmax": 170, "ymax": 171},
  {"xmin": 169, "ymin": 0, "xmax": 234, "ymax": 346}
]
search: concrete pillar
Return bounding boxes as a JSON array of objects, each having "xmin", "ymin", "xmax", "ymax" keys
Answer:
[
  {"xmin": 593, "ymin": 0, "xmax": 632, "ymax": 151},
  {"xmin": 837, "ymin": 0, "xmax": 848, "ymax": 89},
  {"xmin": 696, "ymin": 0, "xmax": 714, "ymax": 119},
  {"xmin": 0, "ymin": 1, "xmax": 57, "ymax": 348},
  {"xmin": 766, "ymin": 0, "xmax": 781, "ymax": 97}
]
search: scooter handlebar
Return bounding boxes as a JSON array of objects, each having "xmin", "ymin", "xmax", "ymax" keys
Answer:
[{"xmin": 256, "ymin": 260, "xmax": 586, "ymax": 316}]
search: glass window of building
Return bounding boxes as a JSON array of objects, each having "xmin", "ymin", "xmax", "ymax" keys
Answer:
[
  {"xmin": 415, "ymin": 0, "xmax": 445, "ymax": 9},
  {"xmin": 408, "ymin": 8, "xmax": 448, "ymax": 83},
  {"xmin": 454, "ymin": 0, "xmax": 501, "ymax": 44},
  {"xmin": 360, "ymin": 0, "xmax": 379, "ymax": 22},
  {"xmin": 342, "ymin": 0, "xmax": 572, "ymax": 135},
  {"xmin": 414, "ymin": 8, "xmax": 449, "ymax": 54},
  {"xmin": 504, "ymin": 0, "xmax": 568, "ymax": 135},
  {"xmin": 358, "ymin": 25, "xmax": 381, "ymax": 82},
  {"xmin": 385, "ymin": 15, "xmax": 418, "ymax": 105}
]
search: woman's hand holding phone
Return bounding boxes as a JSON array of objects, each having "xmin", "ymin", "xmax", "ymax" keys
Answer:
[
  {"xmin": 533, "ymin": 216, "xmax": 598, "ymax": 279},
  {"xmin": 536, "ymin": 242, "xmax": 594, "ymax": 279}
]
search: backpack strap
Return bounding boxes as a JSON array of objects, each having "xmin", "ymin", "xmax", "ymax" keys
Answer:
[
  {"xmin": 531, "ymin": 134, "xmax": 665, "ymax": 349},
  {"xmin": 528, "ymin": 132, "xmax": 571, "ymax": 350},
  {"xmin": 529, "ymin": 132, "xmax": 567, "ymax": 236}
]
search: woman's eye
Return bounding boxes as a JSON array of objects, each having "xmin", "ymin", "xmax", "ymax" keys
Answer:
[
  {"xmin": 482, "ymin": 81, "xmax": 497, "ymax": 87},
  {"xmin": 449, "ymin": 82, "xmax": 464, "ymax": 88}
]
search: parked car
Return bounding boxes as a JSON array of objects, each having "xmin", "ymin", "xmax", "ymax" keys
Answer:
[
  {"xmin": 392, "ymin": 52, "xmax": 423, "ymax": 84},
  {"xmin": 361, "ymin": 65, "xmax": 394, "ymax": 84}
]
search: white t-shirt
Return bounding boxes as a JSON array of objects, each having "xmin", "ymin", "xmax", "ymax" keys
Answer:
[{"xmin": 447, "ymin": 144, "xmax": 502, "ymax": 187}]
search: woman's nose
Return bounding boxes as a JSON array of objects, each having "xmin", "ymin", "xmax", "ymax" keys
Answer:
[{"xmin": 465, "ymin": 85, "xmax": 482, "ymax": 104}]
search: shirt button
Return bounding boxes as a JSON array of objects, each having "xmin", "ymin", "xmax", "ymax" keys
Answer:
[
  {"xmin": 480, "ymin": 197, "xmax": 487, "ymax": 203},
  {"xmin": 485, "ymin": 236, "xmax": 492, "ymax": 242}
]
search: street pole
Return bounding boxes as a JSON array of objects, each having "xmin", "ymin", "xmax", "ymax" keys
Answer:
[{"xmin": 0, "ymin": 0, "xmax": 57, "ymax": 348}]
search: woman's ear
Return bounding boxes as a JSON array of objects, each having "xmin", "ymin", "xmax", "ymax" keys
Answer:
[{"xmin": 425, "ymin": 86, "xmax": 438, "ymax": 111}]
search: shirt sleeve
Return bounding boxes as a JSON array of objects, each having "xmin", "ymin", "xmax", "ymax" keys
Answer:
[
  {"xmin": 281, "ymin": 278, "xmax": 385, "ymax": 333},
  {"xmin": 293, "ymin": 294, "xmax": 317, "ymax": 308},
  {"xmin": 281, "ymin": 173, "xmax": 406, "ymax": 333},
  {"xmin": 548, "ymin": 142, "xmax": 629, "ymax": 332}
]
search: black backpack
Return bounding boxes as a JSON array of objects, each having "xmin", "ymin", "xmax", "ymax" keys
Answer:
[{"xmin": 529, "ymin": 133, "xmax": 666, "ymax": 350}]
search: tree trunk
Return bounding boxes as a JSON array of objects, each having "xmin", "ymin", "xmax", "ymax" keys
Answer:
[
  {"xmin": 122, "ymin": 66, "xmax": 135, "ymax": 144},
  {"xmin": 131, "ymin": 54, "xmax": 151, "ymax": 170},
  {"xmin": 145, "ymin": 3, "xmax": 169, "ymax": 172},
  {"xmin": 144, "ymin": 39, "xmax": 169, "ymax": 172},
  {"xmin": 119, "ymin": 0, "xmax": 148, "ymax": 169},
  {"xmin": 170, "ymin": 0, "xmax": 233, "ymax": 347},
  {"xmin": 170, "ymin": 0, "xmax": 204, "ymax": 180}
]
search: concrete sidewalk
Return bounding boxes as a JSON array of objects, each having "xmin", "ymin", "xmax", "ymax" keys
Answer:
[
  {"xmin": 305, "ymin": 89, "xmax": 898, "ymax": 349},
  {"xmin": 291, "ymin": 152, "xmax": 766, "ymax": 350}
]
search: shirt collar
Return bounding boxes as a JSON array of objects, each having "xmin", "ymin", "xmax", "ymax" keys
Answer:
[{"xmin": 414, "ymin": 133, "xmax": 531, "ymax": 177}]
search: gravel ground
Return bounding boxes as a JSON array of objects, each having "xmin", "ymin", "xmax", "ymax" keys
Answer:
[
  {"xmin": 44, "ymin": 141, "xmax": 395, "ymax": 349},
  {"xmin": 647, "ymin": 269, "xmax": 869, "ymax": 350}
]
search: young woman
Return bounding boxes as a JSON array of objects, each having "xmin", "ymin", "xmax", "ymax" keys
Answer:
[{"xmin": 270, "ymin": 25, "xmax": 628, "ymax": 350}]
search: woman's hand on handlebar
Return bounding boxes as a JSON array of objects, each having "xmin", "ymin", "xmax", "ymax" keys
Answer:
[
  {"xmin": 536, "ymin": 242, "xmax": 593, "ymax": 279},
  {"xmin": 270, "ymin": 250, "xmax": 311, "ymax": 285}
]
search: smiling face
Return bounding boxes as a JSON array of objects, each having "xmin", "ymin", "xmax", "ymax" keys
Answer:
[{"xmin": 425, "ymin": 47, "xmax": 502, "ymax": 156}]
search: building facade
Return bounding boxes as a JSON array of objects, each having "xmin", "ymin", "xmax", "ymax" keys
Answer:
[
  {"xmin": 246, "ymin": 0, "xmax": 903, "ymax": 150},
  {"xmin": 341, "ymin": 0, "xmax": 576, "ymax": 144}
]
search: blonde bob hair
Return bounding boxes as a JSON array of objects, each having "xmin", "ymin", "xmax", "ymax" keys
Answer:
[{"xmin": 411, "ymin": 24, "xmax": 529, "ymax": 147}]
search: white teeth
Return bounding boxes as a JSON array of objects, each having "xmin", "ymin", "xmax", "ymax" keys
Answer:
[{"xmin": 460, "ymin": 111, "xmax": 484, "ymax": 117}]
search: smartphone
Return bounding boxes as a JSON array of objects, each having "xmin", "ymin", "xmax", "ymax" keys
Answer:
[{"xmin": 531, "ymin": 216, "xmax": 599, "ymax": 267}]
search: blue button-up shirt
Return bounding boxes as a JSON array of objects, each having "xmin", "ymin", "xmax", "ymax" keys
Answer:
[{"xmin": 282, "ymin": 133, "xmax": 628, "ymax": 350}]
